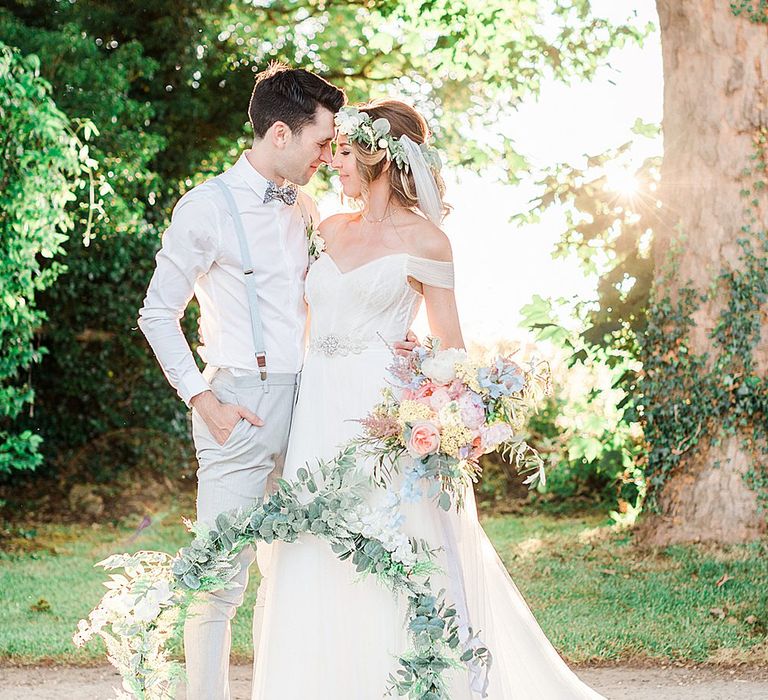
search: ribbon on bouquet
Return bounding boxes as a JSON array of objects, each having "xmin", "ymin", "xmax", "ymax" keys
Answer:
[{"xmin": 437, "ymin": 505, "xmax": 491, "ymax": 697}]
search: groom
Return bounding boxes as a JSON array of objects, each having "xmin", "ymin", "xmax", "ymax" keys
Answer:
[{"xmin": 137, "ymin": 64, "xmax": 344, "ymax": 699}]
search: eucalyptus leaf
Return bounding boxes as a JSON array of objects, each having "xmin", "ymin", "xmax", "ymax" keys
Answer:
[{"xmin": 182, "ymin": 573, "xmax": 201, "ymax": 590}]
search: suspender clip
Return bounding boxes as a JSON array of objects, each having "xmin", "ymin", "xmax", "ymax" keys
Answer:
[
  {"xmin": 244, "ymin": 268, "xmax": 254, "ymax": 275},
  {"xmin": 256, "ymin": 353, "xmax": 267, "ymax": 382}
]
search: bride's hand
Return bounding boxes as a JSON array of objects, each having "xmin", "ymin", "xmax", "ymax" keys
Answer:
[
  {"xmin": 392, "ymin": 329, "xmax": 420, "ymax": 357},
  {"xmin": 190, "ymin": 390, "xmax": 264, "ymax": 445}
]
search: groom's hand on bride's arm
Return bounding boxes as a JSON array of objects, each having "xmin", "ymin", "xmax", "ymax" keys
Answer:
[
  {"xmin": 392, "ymin": 329, "xmax": 420, "ymax": 357},
  {"xmin": 190, "ymin": 390, "xmax": 264, "ymax": 445}
]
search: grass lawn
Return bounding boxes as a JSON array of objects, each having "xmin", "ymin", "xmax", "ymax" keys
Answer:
[{"xmin": 1, "ymin": 502, "xmax": 766, "ymax": 666}]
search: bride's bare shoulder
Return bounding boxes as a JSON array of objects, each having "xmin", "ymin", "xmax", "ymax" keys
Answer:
[
  {"xmin": 319, "ymin": 212, "xmax": 357, "ymax": 245},
  {"xmin": 403, "ymin": 214, "xmax": 453, "ymax": 262}
]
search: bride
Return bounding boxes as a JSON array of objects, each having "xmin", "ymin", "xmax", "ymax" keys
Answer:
[{"xmin": 251, "ymin": 100, "xmax": 604, "ymax": 700}]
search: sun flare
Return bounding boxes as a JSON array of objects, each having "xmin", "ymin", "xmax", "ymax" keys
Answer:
[{"xmin": 604, "ymin": 167, "xmax": 640, "ymax": 197}]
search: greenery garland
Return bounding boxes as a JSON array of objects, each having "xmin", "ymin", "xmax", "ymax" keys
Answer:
[{"xmin": 75, "ymin": 446, "xmax": 491, "ymax": 700}]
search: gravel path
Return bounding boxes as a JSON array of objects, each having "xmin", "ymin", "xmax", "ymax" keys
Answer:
[{"xmin": 1, "ymin": 664, "xmax": 767, "ymax": 699}]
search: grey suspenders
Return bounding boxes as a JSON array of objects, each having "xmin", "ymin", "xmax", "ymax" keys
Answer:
[
  {"xmin": 212, "ymin": 177, "xmax": 269, "ymax": 386},
  {"xmin": 211, "ymin": 176, "xmax": 310, "ymax": 388}
]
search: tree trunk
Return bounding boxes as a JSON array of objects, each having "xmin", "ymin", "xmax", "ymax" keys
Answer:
[{"xmin": 644, "ymin": 0, "xmax": 768, "ymax": 545}]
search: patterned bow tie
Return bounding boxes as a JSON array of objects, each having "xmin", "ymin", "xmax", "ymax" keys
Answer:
[{"xmin": 263, "ymin": 180, "xmax": 298, "ymax": 206}]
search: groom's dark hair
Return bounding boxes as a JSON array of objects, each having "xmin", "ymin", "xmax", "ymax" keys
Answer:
[{"xmin": 249, "ymin": 63, "xmax": 345, "ymax": 138}]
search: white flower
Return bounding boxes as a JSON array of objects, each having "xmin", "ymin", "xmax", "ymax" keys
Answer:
[
  {"xmin": 147, "ymin": 579, "xmax": 174, "ymax": 606},
  {"xmin": 438, "ymin": 400, "xmax": 462, "ymax": 427},
  {"xmin": 393, "ymin": 542, "xmax": 417, "ymax": 567},
  {"xmin": 378, "ymin": 138, "xmax": 389, "ymax": 149},
  {"xmin": 382, "ymin": 491, "xmax": 400, "ymax": 509},
  {"xmin": 133, "ymin": 580, "xmax": 174, "ymax": 623},
  {"xmin": 421, "ymin": 348, "xmax": 468, "ymax": 385},
  {"xmin": 88, "ymin": 606, "xmax": 110, "ymax": 635},
  {"xmin": 335, "ymin": 111, "xmax": 360, "ymax": 135},
  {"xmin": 307, "ymin": 225, "xmax": 325, "ymax": 258},
  {"xmin": 134, "ymin": 597, "xmax": 161, "ymax": 623},
  {"xmin": 103, "ymin": 592, "xmax": 133, "ymax": 617},
  {"xmin": 73, "ymin": 618, "xmax": 92, "ymax": 647},
  {"xmin": 372, "ymin": 117, "xmax": 391, "ymax": 135}
]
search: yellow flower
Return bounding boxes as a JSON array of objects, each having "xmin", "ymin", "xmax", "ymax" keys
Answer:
[
  {"xmin": 398, "ymin": 400, "xmax": 436, "ymax": 426},
  {"xmin": 454, "ymin": 361, "xmax": 482, "ymax": 393},
  {"xmin": 440, "ymin": 424, "xmax": 474, "ymax": 458}
]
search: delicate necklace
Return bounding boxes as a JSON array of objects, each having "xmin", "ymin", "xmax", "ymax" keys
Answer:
[{"xmin": 361, "ymin": 206, "xmax": 402, "ymax": 224}]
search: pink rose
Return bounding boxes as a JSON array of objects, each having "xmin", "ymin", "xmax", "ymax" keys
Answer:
[
  {"xmin": 413, "ymin": 381, "xmax": 439, "ymax": 401},
  {"xmin": 428, "ymin": 387, "xmax": 452, "ymax": 411},
  {"xmin": 407, "ymin": 422, "xmax": 441, "ymax": 458},
  {"xmin": 409, "ymin": 382, "xmax": 450, "ymax": 411}
]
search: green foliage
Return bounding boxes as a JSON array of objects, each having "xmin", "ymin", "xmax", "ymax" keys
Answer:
[
  {"xmin": 87, "ymin": 446, "xmax": 485, "ymax": 699},
  {"xmin": 521, "ymin": 2, "xmax": 768, "ymax": 515},
  {"xmin": 0, "ymin": 12, "xmax": 192, "ymax": 481},
  {"xmin": 640, "ymin": 230, "xmax": 768, "ymax": 509},
  {"xmin": 520, "ymin": 296, "xmax": 645, "ymax": 518},
  {"xmin": 641, "ymin": 0, "xmax": 768, "ymax": 505},
  {"xmin": 515, "ymin": 124, "xmax": 661, "ymax": 361},
  {"xmin": 0, "ymin": 0, "xmax": 648, "ymax": 491},
  {"xmin": 639, "ymin": 79, "xmax": 768, "ymax": 506},
  {"xmin": 2, "ymin": 0, "xmax": 651, "ymax": 185},
  {"xmin": 730, "ymin": 0, "xmax": 768, "ymax": 23},
  {"xmin": 523, "ymin": 117, "xmax": 768, "ymax": 511},
  {"xmin": 527, "ymin": 396, "xmax": 625, "ymax": 503},
  {"xmin": 510, "ymin": 125, "xmax": 661, "ymax": 512},
  {"xmin": 0, "ymin": 42, "xmax": 94, "ymax": 475}
]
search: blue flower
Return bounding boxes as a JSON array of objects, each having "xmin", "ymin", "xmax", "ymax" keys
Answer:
[{"xmin": 400, "ymin": 463, "xmax": 426, "ymax": 503}]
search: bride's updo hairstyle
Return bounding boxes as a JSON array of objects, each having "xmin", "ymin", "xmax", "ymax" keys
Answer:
[{"xmin": 351, "ymin": 100, "xmax": 450, "ymax": 220}]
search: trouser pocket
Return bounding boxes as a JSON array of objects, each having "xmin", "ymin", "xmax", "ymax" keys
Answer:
[{"xmin": 193, "ymin": 382, "xmax": 294, "ymax": 507}]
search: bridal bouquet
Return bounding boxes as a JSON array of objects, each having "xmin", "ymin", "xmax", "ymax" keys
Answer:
[{"xmin": 357, "ymin": 341, "xmax": 550, "ymax": 510}]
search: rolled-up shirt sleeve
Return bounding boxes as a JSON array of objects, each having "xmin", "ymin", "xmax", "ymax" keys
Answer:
[{"xmin": 138, "ymin": 192, "xmax": 219, "ymax": 406}]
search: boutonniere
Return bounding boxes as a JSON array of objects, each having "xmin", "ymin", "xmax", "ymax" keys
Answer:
[
  {"xmin": 306, "ymin": 219, "xmax": 326, "ymax": 263},
  {"xmin": 296, "ymin": 195, "xmax": 325, "ymax": 264}
]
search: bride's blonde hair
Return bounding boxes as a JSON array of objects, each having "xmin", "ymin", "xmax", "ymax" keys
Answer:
[{"xmin": 349, "ymin": 100, "xmax": 450, "ymax": 220}]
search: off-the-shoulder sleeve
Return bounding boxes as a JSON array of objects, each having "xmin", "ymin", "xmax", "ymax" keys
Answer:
[{"xmin": 406, "ymin": 255, "xmax": 455, "ymax": 289}]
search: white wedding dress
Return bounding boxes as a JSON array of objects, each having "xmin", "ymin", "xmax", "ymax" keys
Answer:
[{"xmin": 251, "ymin": 252, "xmax": 604, "ymax": 699}]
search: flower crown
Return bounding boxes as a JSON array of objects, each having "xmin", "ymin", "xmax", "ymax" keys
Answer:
[{"xmin": 334, "ymin": 106, "xmax": 443, "ymax": 173}]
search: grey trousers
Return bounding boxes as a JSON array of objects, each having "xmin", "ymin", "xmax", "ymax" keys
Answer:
[{"xmin": 184, "ymin": 368, "xmax": 299, "ymax": 700}]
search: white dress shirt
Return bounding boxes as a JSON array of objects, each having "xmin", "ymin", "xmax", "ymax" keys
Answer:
[{"xmin": 138, "ymin": 153, "xmax": 316, "ymax": 406}]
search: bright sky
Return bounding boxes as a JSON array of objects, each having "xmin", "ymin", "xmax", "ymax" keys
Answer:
[{"xmin": 320, "ymin": 2, "xmax": 663, "ymax": 344}]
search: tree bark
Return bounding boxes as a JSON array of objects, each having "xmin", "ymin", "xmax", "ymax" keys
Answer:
[{"xmin": 644, "ymin": 0, "xmax": 768, "ymax": 545}]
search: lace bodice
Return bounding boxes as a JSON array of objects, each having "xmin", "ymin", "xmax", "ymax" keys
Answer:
[{"xmin": 305, "ymin": 252, "xmax": 453, "ymax": 347}]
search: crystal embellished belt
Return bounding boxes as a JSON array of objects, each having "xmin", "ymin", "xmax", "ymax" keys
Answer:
[{"xmin": 309, "ymin": 334, "xmax": 367, "ymax": 357}]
